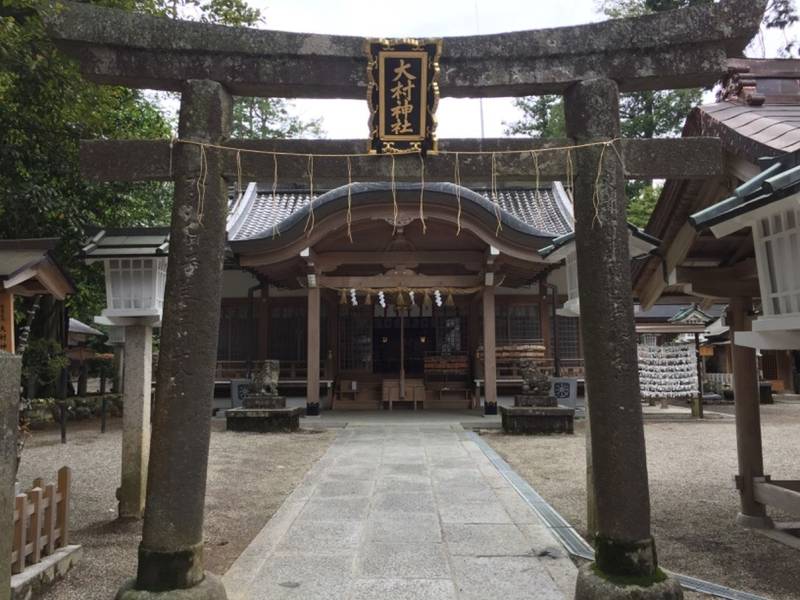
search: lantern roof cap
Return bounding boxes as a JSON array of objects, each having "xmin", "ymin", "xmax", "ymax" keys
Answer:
[
  {"xmin": 81, "ymin": 227, "xmax": 171, "ymax": 261},
  {"xmin": 690, "ymin": 151, "xmax": 800, "ymax": 231}
]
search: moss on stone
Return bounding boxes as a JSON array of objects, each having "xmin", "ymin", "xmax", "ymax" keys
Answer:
[
  {"xmin": 591, "ymin": 564, "xmax": 669, "ymax": 588},
  {"xmin": 594, "ymin": 535, "xmax": 658, "ymax": 578}
]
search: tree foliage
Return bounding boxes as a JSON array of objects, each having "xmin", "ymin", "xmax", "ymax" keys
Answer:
[
  {"xmin": 1, "ymin": 0, "xmax": 321, "ymax": 325},
  {"xmin": 507, "ymin": 0, "xmax": 798, "ymax": 227}
]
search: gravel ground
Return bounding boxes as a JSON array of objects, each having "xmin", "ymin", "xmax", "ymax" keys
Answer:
[
  {"xmin": 483, "ymin": 402, "xmax": 800, "ymax": 600},
  {"xmin": 16, "ymin": 418, "xmax": 335, "ymax": 600}
]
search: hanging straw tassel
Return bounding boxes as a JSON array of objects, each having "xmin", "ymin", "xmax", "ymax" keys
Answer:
[
  {"xmin": 391, "ymin": 154, "xmax": 398, "ymax": 235},
  {"xmin": 396, "ymin": 290, "xmax": 407, "ymax": 307},
  {"xmin": 491, "ymin": 152, "xmax": 502, "ymax": 236},
  {"xmin": 271, "ymin": 153, "xmax": 280, "ymax": 238},
  {"xmin": 423, "ymin": 291, "xmax": 432, "ymax": 307},
  {"xmin": 454, "ymin": 152, "xmax": 462, "ymax": 236},
  {"xmin": 445, "ymin": 292, "xmax": 455, "ymax": 307},
  {"xmin": 419, "ymin": 153, "xmax": 427, "ymax": 234},
  {"xmin": 591, "ymin": 143, "xmax": 609, "ymax": 228},
  {"xmin": 196, "ymin": 143, "xmax": 208, "ymax": 224},
  {"xmin": 364, "ymin": 292, "xmax": 372, "ymax": 306},
  {"xmin": 304, "ymin": 154, "xmax": 315, "ymax": 235},
  {"xmin": 339, "ymin": 288, "xmax": 347, "ymax": 305},
  {"xmin": 346, "ymin": 156, "xmax": 353, "ymax": 243}
]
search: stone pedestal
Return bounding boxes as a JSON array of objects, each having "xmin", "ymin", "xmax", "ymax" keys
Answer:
[
  {"xmin": 225, "ymin": 407, "xmax": 304, "ymax": 432},
  {"xmin": 119, "ymin": 324, "xmax": 152, "ymax": 519},
  {"xmin": 514, "ymin": 394, "xmax": 557, "ymax": 407},
  {"xmin": 574, "ymin": 563, "xmax": 683, "ymax": 600},
  {"xmin": 500, "ymin": 405, "xmax": 574, "ymax": 434},
  {"xmin": 1, "ymin": 352, "xmax": 22, "ymax": 600},
  {"xmin": 243, "ymin": 395, "xmax": 286, "ymax": 409},
  {"xmin": 116, "ymin": 572, "xmax": 227, "ymax": 600}
]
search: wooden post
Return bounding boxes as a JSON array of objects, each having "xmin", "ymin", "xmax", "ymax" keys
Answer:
[
  {"xmin": 57, "ymin": 466, "xmax": 71, "ymax": 546},
  {"xmin": 400, "ymin": 310, "xmax": 406, "ymax": 402},
  {"xmin": 482, "ymin": 285, "xmax": 497, "ymax": 414},
  {"xmin": 29, "ymin": 487, "xmax": 43, "ymax": 564},
  {"xmin": 306, "ymin": 285, "xmax": 321, "ymax": 415},
  {"xmin": 539, "ymin": 282, "xmax": 552, "ymax": 363},
  {"xmin": 44, "ymin": 483, "xmax": 56, "ymax": 555},
  {"xmin": 0, "ymin": 292, "xmax": 14, "ymax": 353},
  {"xmin": 693, "ymin": 332, "xmax": 704, "ymax": 419},
  {"xmin": 13, "ymin": 494, "xmax": 26, "ymax": 574},
  {"xmin": 730, "ymin": 297, "xmax": 772, "ymax": 528}
]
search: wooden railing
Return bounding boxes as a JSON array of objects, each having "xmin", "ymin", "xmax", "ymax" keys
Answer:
[{"xmin": 11, "ymin": 467, "xmax": 72, "ymax": 574}]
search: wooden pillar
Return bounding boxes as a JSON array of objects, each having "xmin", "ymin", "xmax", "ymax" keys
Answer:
[
  {"xmin": 399, "ymin": 310, "xmax": 406, "ymax": 400},
  {"xmin": 0, "ymin": 292, "xmax": 14, "ymax": 353},
  {"xmin": 539, "ymin": 282, "xmax": 552, "ymax": 362},
  {"xmin": 306, "ymin": 285, "xmax": 321, "ymax": 415},
  {"xmin": 565, "ymin": 78, "xmax": 673, "ymax": 591},
  {"xmin": 482, "ymin": 285, "xmax": 497, "ymax": 414},
  {"xmin": 730, "ymin": 297, "xmax": 772, "ymax": 528},
  {"xmin": 130, "ymin": 80, "xmax": 231, "ymax": 598}
]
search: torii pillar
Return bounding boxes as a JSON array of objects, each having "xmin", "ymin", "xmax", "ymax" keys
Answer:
[
  {"xmin": 565, "ymin": 78, "xmax": 681, "ymax": 598},
  {"xmin": 117, "ymin": 80, "xmax": 231, "ymax": 599}
]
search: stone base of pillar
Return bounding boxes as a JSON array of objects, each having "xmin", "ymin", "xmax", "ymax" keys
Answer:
[
  {"xmin": 736, "ymin": 512, "xmax": 774, "ymax": 530},
  {"xmin": 116, "ymin": 573, "xmax": 227, "ymax": 600},
  {"xmin": 574, "ymin": 563, "xmax": 683, "ymax": 600},
  {"xmin": 484, "ymin": 402, "xmax": 498, "ymax": 415},
  {"xmin": 306, "ymin": 402, "xmax": 320, "ymax": 416}
]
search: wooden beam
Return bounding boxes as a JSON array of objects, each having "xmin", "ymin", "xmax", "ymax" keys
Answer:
[
  {"xmin": 44, "ymin": 1, "xmax": 764, "ymax": 97},
  {"xmin": 639, "ymin": 222, "xmax": 698, "ymax": 309},
  {"xmin": 79, "ymin": 138, "xmax": 724, "ymax": 183},
  {"xmin": 754, "ymin": 479, "xmax": 800, "ymax": 516},
  {"xmin": 674, "ymin": 259, "xmax": 759, "ymax": 298},
  {"xmin": 315, "ymin": 251, "xmax": 485, "ymax": 272},
  {"xmin": 318, "ymin": 274, "xmax": 482, "ymax": 289}
]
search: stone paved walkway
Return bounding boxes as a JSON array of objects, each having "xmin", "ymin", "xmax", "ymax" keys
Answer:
[{"xmin": 223, "ymin": 424, "xmax": 577, "ymax": 599}]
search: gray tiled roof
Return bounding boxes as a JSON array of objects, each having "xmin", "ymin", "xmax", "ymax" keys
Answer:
[{"xmin": 229, "ymin": 184, "xmax": 572, "ymax": 241}]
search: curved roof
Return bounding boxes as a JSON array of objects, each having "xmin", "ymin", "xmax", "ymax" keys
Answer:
[{"xmin": 227, "ymin": 182, "xmax": 572, "ymax": 243}]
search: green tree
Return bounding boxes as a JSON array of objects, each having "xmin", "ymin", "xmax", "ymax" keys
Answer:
[
  {"xmin": 233, "ymin": 97, "xmax": 323, "ymax": 139},
  {"xmin": 1, "ymin": 0, "xmax": 322, "ymax": 324}
]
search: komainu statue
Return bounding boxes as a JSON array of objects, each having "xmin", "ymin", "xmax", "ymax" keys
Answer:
[
  {"xmin": 243, "ymin": 360, "xmax": 285, "ymax": 409},
  {"xmin": 516, "ymin": 359, "xmax": 555, "ymax": 407},
  {"xmin": 249, "ymin": 360, "xmax": 281, "ymax": 397}
]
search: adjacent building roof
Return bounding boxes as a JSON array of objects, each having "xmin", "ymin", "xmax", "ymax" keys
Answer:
[
  {"xmin": 690, "ymin": 152, "xmax": 800, "ymax": 230},
  {"xmin": 0, "ymin": 239, "xmax": 75, "ymax": 299},
  {"xmin": 81, "ymin": 227, "xmax": 170, "ymax": 261},
  {"xmin": 227, "ymin": 182, "xmax": 573, "ymax": 242},
  {"xmin": 538, "ymin": 223, "xmax": 660, "ymax": 261},
  {"xmin": 633, "ymin": 59, "xmax": 800, "ymax": 306}
]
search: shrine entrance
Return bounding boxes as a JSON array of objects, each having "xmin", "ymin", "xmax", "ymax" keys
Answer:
[{"xmin": 42, "ymin": 0, "xmax": 767, "ymax": 598}]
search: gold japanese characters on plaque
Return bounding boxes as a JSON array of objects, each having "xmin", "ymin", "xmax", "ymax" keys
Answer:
[{"xmin": 366, "ymin": 38, "xmax": 441, "ymax": 155}]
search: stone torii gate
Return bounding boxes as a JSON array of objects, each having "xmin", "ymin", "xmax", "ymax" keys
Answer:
[{"xmin": 41, "ymin": 1, "xmax": 765, "ymax": 598}]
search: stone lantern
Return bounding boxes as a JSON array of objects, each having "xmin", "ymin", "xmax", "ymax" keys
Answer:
[
  {"xmin": 81, "ymin": 228, "xmax": 170, "ymax": 519},
  {"xmin": 539, "ymin": 224, "xmax": 660, "ymax": 317}
]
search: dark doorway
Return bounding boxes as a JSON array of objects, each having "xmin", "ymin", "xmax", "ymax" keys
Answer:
[{"xmin": 372, "ymin": 316, "xmax": 435, "ymax": 375}]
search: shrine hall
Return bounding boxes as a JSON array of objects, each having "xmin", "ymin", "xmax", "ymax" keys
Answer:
[{"xmin": 86, "ymin": 180, "xmax": 588, "ymax": 414}]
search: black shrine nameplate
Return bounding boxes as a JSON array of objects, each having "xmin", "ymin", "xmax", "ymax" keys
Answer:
[{"xmin": 366, "ymin": 39, "xmax": 441, "ymax": 155}]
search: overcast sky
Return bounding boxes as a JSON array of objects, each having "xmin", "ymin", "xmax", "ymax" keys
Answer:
[{"xmin": 231, "ymin": 1, "xmax": 794, "ymax": 139}]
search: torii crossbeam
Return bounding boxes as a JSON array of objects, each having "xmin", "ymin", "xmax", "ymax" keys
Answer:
[{"xmin": 41, "ymin": 1, "xmax": 766, "ymax": 598}]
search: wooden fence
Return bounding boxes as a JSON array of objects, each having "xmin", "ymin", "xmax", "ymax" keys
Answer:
[{"xmin": 11, "ymin": 467, "xmax": 71, "ymax": 574}]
